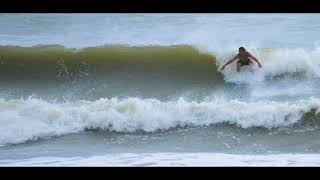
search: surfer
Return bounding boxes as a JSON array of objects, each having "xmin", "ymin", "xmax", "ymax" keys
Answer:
[{"xmin": 220, "ymin": 47, "xmax": 262, "ymax": 72}]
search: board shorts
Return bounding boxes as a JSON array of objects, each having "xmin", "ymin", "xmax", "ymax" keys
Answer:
[{"xmin": 237, "ymin": 60, "xmax": 251, "ymax": 66}]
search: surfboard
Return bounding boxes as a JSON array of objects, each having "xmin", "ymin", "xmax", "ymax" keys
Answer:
[{"xmin": 225, "ymin": 79, "xmax": 242, "ymax": 84}]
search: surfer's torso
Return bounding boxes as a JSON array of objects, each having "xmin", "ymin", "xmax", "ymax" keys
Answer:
[{"xmin": 237, "ymin": 52, "xmax": 252, "ymax": 66}]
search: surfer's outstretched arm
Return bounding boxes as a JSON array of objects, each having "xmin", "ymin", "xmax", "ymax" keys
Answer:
[
  {"xmin": 248, "ymin": 52, "xmax": 262, "ymax": 68},
  {"xmin": 221, "ymin": 54, "xmax": 238, "ymax": 71}
]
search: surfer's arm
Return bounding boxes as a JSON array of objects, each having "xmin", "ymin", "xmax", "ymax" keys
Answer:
[
  {"xmin": 248, "ymin": 52, "xmax": 262, "ymax": 68},
  {"xmin": 221, "ymin": 55, "xmax": 238, "ymax": 71}
]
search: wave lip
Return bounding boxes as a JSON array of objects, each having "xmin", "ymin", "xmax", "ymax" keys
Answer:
[{"xmin": 0, "ymin": 97, "xmax": 320, "ymax": 146}]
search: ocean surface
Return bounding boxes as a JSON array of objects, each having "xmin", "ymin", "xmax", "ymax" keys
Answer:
[{"xmin": 1, "ymin": 13, "xmax": 320, "ymax": 166}]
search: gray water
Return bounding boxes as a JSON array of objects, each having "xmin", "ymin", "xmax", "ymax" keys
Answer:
[{"xmin": 1, "ymin": 14, "xmax": 320, "ymax": 166}]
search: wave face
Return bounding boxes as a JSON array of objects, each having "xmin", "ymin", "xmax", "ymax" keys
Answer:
[
  {"xmin": 2, "ymin": 45, "xmax": 320, "ymax": 83},
  {"xmin": 1, "ymin": 97, "xmax": 320, "ymax": 146},
  {"xmin": 0, "ymin": 45, "xmax": 222, "ymax": 83}
]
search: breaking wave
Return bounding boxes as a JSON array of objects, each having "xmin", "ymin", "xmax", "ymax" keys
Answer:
[
  {"xmin": 1, "ymin": 97, "xmax": 320, "ymax": 146},
  {"xmin": 0, "ymin": 44, "xmax": 319, "ymax": 84}
]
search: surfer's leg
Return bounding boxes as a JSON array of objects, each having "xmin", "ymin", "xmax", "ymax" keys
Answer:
[{"xmin": 237, "ymin": 62, "xmax": 241, "ymax": 72}]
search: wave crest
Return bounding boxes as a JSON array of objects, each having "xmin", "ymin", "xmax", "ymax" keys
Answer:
[{"xmin": 1, "ymin": 97, "xmax": 320, "ymax": 146}]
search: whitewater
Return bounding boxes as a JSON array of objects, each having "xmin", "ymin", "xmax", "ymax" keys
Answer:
[{"xmin": 1, "ymin": 13, "xmax": 320, "ymax": 166}]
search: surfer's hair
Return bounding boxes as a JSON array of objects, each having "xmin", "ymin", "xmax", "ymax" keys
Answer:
[{"xmin": 239, "ymin": 47, "xmax": 246, "ymax": 51}]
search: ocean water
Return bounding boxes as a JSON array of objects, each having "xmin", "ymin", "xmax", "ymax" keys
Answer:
[{"xmin": 1, "ymin": 13, "xmax": 320, "ymax": 166}]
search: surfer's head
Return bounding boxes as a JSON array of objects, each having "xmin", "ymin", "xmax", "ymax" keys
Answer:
[{"xmin": 239, "ymin": 47, "xmax": 246, "ymax": 53}]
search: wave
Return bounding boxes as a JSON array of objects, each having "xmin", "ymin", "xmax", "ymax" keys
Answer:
[
  {"xmin": 1, "ymin": 97, "xmax": 320, "ymax": 146},
  {"xmin": 0, "ymin": 44, "xmax": 222, "ymax": 84},
  {"xmin": 0, "ymin": 44, "xmax": 320, "ymax": 85}
]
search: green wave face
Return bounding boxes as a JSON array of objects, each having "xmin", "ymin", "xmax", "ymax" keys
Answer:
[{"xmin": 0, "ymin": 45, "xmax": 223, "ymax": 83}]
